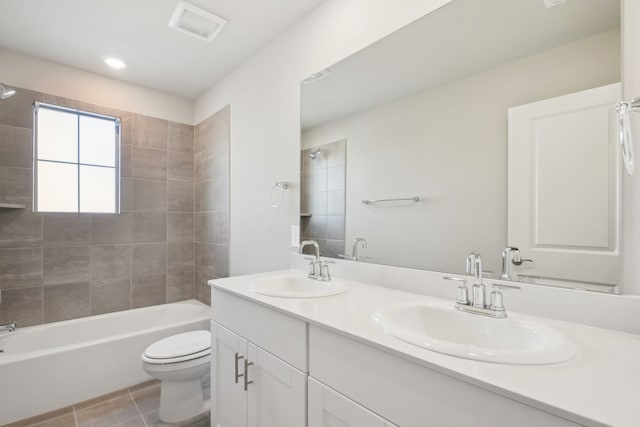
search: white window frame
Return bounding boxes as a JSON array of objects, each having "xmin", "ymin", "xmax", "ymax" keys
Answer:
[{"xmin": 33, "ymin": 102, "xmax": 121, "ymax": 214}]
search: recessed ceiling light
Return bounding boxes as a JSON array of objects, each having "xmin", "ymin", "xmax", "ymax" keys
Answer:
[{"xmin": 103, "ymin": 57, "xmax": 127, "ymax": 70}]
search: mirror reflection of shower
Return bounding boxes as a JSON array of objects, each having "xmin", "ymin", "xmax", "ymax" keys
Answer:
[
  {"xmin": 300, "ymin": 140, "xmax": 347, "ymax": 259},
  {"xmin": 0, "ymin": 83, "xmax": 16, "ymax": 100},
  {"xmin": 308, "ymin": 148, "xmax": 321, "ymax": 159}
]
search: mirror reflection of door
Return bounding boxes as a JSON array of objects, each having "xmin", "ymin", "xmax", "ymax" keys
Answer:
[{"xmin": 508, "ymin": 83, "xmax": 621, "ymax": 291}]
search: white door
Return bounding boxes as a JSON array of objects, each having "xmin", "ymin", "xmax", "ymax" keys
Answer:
[
  {"xmin": 308, "ymin": 378, "xmax": 397, "ymax": 427},
  {"xmin": 213, "ymin": 323, "xmax": 248, "ymax": 427},
  {"xmin": 507, "ymin": 83, "xmax": 621, "ymax": 285},
  {"xmin": 247, "ymin": 343, "xmax": 307, "ymax": 427}
]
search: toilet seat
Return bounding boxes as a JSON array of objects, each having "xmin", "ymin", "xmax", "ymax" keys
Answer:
[{"xmin": 142, "ymin": 330, "xmax": 211, "ymax": 365}]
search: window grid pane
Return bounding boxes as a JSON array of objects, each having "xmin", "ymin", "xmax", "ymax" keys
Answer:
[
  {"xmin": 37, "ymin": 161, "xmax": 79, "ymax": 212},
  {"xmin": 35, "ymin": 103, "xmax": 120, "ymax": 214}
]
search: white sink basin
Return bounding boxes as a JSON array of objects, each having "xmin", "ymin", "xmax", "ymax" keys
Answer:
[
  {"xmin": 373, "ymin": 301, "xmax": 576, "ymax": 365},
  {"xmin": 250, "ymin": 274, "xmax": 348, "ymax": 298}
]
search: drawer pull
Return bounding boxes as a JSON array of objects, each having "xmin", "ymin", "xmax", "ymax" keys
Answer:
[
  {"xmin": 234, "ymin": 352, "xmax": 244, "ymax": 384},
  {"xmin": 244, "ymin": 359, "xmax": 254, "ymax": 391}
]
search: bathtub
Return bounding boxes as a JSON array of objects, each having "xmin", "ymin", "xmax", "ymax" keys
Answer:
[{"xmin": 0, "ymin": 299, "xmax": 211, "ymax": 425}]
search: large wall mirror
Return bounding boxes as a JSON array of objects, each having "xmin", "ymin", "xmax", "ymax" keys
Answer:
[{"xmin": 300, "ymin": 0, "xmax": 623, "ymax": 293}]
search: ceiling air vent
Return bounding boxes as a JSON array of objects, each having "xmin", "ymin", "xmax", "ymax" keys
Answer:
[{"xmin": 169, "ymin": 1, "xmax": 228, "ymax": 42}]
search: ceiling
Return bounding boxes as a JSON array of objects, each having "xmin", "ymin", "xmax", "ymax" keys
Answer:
[
  {"xmin": 301, "ymin": 0, "xmax": 620, "ymax": 130},
  {"xmin": 0, "ymin": 0, "xmax": 325, "ymax": 99}
]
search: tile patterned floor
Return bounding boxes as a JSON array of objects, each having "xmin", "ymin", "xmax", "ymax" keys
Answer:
[{"xmin": 3, "ymin": 381, "xmax": 210, "ymax": 427}]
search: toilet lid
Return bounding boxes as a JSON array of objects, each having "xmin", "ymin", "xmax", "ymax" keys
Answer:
[{"xmin": 144, "ymin": 330, "xmax": 211, "ymax": 360}]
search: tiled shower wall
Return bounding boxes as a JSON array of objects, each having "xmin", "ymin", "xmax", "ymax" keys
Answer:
[
  {"xmin": 301, "ymin": 139, "xmax": 346, "ymax": 258},
  {"xmin": 194, "ymin": 106, "xmax": 230, "ymax": 305},
  {"xmin": 0, "ymin": 86, "xmax": 229, "ymax": 327}
]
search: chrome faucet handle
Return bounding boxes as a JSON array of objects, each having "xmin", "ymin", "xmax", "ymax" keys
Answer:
[
  {"xmin": 303, "ymin": 257, "xmax": 318, "ymax": 276},
  {"xmin": 512, "ymin": 256, "xmax": 534, "ymax": 266},
  {"xmin": 320, "ymin": 263, "xmax": 332, "ymax": 281},
  {"xmin": 489, "ymin": 287, "xmax": 506, "ymax": 316},
  {"xmin": 443, "ymin": 276, "xmax": 469, "ymax": 306}
]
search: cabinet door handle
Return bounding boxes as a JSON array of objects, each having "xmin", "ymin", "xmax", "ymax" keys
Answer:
[
  {"xmin": 234, "ymin": 352, "xmax": 244, "ymax": 384},
  {"xmin": 244, "ymin": 358, "xmax": 254, "ymax": 391}
]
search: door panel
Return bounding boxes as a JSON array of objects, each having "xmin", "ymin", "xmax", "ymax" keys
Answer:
[
  {"xmin": 507, "ymin": 83, "xmax": 621, "ymax": 285},
  {"xmin": 308, "ymin": 377, "xmax": 394, "ymax": 427},
  {"xmin": 247, "ymin": 343, "xmax": 307, "ymax": 427},
  {"xmin": 213, "ymin": 323, "xmax": 248, "ymax": 427}
]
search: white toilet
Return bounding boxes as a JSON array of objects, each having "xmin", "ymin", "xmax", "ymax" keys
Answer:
[{"xmin": 141, "ymin": 330, "xmax": 211, "ymax": 423}]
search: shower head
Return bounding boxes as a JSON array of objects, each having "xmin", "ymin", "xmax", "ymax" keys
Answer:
[
  {"xmin": 0, "ymin": 83, "xmax": 16, "ymax": 100},
  {"xmin": 309, "ymin": 148, "xmax": 321, "ymax": 160}
]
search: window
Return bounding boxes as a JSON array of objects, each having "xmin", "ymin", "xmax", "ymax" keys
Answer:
[{"xmin": 34, "ymin": 102, "xmax": 121, "ymax": 213}]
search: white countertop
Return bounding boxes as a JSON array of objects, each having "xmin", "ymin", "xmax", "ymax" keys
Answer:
[{"xmin": 210, "ymin": 269, "xmax": 640, "ymax": 427}]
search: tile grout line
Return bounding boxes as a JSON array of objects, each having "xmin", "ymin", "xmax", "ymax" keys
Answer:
[{"xmin": 128, "ymin": 389, "xmax": 149, "ymax": 427}]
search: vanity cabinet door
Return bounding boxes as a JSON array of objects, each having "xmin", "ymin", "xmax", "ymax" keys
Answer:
[
  {"xmin": 212, "ymin": 323, "xmax": 248, "ymax": 427},
  {"xmin": 308, "ymin": 378, "xmax": 397, "ymax": 427},
  {"xmin": 247, "ymin": 342, "xmax": 307, "ymax": 427}
]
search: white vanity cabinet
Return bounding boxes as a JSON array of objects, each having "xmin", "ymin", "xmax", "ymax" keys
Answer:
[
  {"xmin": 210, "ymin": 283, "xmax": 591, "ymax": 427},
  {"xmin": 211, "ymin": 289, "xmax": 308, "ymax": 427},
  {"xmin": 212, "ymin": 323, "xmax": 306, "ymax": 427},
  {"xmin": 309, "ymin": 326, "xmax": 583, "ymax": 427},
  {"xmin": 309, "ymin": 378, "xmax": 397, "ymax": 427}
]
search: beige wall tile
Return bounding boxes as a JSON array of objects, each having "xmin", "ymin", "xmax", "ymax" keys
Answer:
[
  {"xmin": 168, "ymin": 242, "xmax": 195, "ymax": 273},
  {"xmin": 91, "ymin": 279, "xmax": 131, "ymax": 315},
  {"xmin": 43, "ymin": 282, "xmax": 91, "ymax": 322},
  {"xmin": 131, "ymin": 179, "xmax": 167, "ymax": 211},
  {"xmin": 0, "ymin": 286, "xmax": 43, "ymax": 326},
  {"xmin": 214, "ymin": 175, "xmax": 229, "ymax": 211},
  {"xmin": 168, "ymin": 122, "xmax": 194, "ymax": 154},
  {"xmin": 213, "ymin": 212, "xmax": 229, "ymax": 245},
  {"xmin": 132, "ymin": 243, "xmax": 167, "ymax": 276},
  {"xmin": 167, "ymin": 271, "xmax": 195, "ymax": 303},
  {"xmin": 121, "ymin": 144, "xmax": 132, "ymax": 178},
  {"xmin": 194, "ymin": 272, "xmax": 212, "ymax": 305},
  {"xmin": 0, "ymin": 247, "xmax": 42, "ymax": 289},
  {"xmin": 167, "ymin": 182, "xmax": 194, "ymax": 212},
  {"xmin": 132, "ymin": 274, "xmax": 166, "ymax": 308},
  {"xmin": 0, "ymin": 88, "xmax": 42, "ymax": 129},
  {"xmin": 132, "ymin": 212, "xmax": 166, "ymax": 243},
  {"xmin": 167, "ymin": 212, "xmax": 194, "ymax": 243},
  {"xmin": 0, "ymin": 166, "xmax": 31, "ymax": 206},
  {"xmin": 168, "ymin": 151, "xmax": 194, "ymax": 183},
  {"xmin": 132, "ymin": 114, "xmax": 168, "ymax": 150},
  {"xmin": 131, "ymin": 147, "xmax": 167, "ymax": 180},
  {"xmin": 214, "ymin": 244, "xmax": 229, "ymax": 278},
  {"xmin": 91, "ymin": 212, "xmax": 132, "ymax": 244},
  {"xmin": 44, "ymin": 214, "xmax": 91, "ymax": 246},
  {"xmin": 43, "ymin": 246, "xmax": 91, "ymax": 285},
  {"xmin": 91, "ymin": 245, "xmax": 132, "ymax": 281},
  {"xmin": 120, "ymin": 178, "xmax": 132, "ymax": 211},
  {"xmin": 0, "ymin": 125, "xmax": 32, "ymax": 168},
  {"xmin": 0, "ymin": 209, "xmax": 42, "ymax": 248},
  {"xmin": 327, "ymin": 215, "xmax": 345, "ymax": 241}
]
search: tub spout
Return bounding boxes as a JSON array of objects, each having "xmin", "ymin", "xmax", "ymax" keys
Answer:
[{"xmin": 0, "ymin": 322, "xmax": 16, "ymax": 333}]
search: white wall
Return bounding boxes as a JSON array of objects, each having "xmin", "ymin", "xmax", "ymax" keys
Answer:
[
  {"xmin": 195, "ymin": 0, "xmax": 453, "ymax": 276},
  {"xmin": 0, "ymin": 47, "xmax": 194, "ymax": 124},
  {"xmin": 302, "ymin": 31, "xmax": 620, "ymax": 275}
]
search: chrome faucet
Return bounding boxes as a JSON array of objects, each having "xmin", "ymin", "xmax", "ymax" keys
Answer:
[
  {"xmin": 351, "ymin": 237, "xmax": 367, "ymax": 261},
  {"xmin": 500, "ymin": 247, "xmax": 520, "ymax": 280},
  {"xmin": 448, "ymin": 252, "xmax": 506, "ymax": 318},
  {"xmin": 500, "ymin": 246, "xmax": 533, "ymax": 280},
  {"xmin": 299, "ymin": 240, "xmax": 332, "ymax": 281},
  {"xmin": 0, "ymin": 322, "xmax": 16, "ymax": 333}
]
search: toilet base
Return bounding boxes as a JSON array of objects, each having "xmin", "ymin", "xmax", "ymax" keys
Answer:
[{"xmin": 159, "ymin": 378, "xmax": 206, "ymax": 423}]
